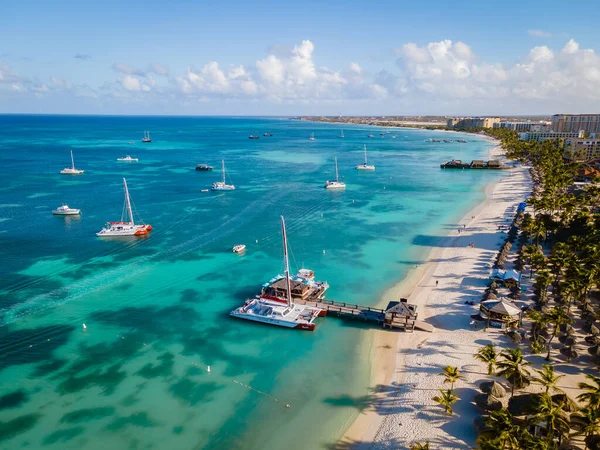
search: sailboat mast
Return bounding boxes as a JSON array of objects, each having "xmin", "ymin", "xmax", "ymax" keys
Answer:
[
  {"xmin": 335, "ymin": 157, "xmax": 339, "ymax": 182},
  {"xmin": 281, "ymin": 216, "xmax": 292, "ymax": 307},
  {"xmin": 70, "ymin": 150, "xmax": 75, "ymax": 169},
  {"xmin": 221, "ymin": 159, "xmax": 225, "ymax": 184},
  {"xmin": 364, "ymin": 145, "xmax": 368, "ymax": 165},
  {"xmin": 123, "ymin": 178, "xmax": 134, "ymax": 225}
]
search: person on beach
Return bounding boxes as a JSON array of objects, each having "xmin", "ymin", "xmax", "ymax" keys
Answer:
[{"xmin": 435, "ymin": 280, "xmax": 439, "ymax": 287}]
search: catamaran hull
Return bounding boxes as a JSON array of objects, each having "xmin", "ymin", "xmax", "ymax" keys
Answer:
[
  {"xmin": 96, "ymin": 224, "xmax": 152, "ymax": 237},
  {"xmin": 356, "ymin": 165, "xmax": 375, "ymax": 171},
  {"xmin": 229, "ymin": 312, "xmax": 316, "ymax": 331},
  {"xmin": 53, "ymin": 211, "xmax": 80, "ymax": 215},
  {"xmin": 60, "ymin": 170, "xmax": 84, "ymax": 175}
]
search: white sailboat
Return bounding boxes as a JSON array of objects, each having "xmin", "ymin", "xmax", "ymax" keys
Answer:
[
  {"xmin": 117, "ymin": 155, "xmax": 138, "ymax": 162},
  {"xmin": 211, "ymin": 160, "xmax": 235, "ymax": 191},
  {"xmin": 60, "ymin": 150, "xmax": 84, "ymax": 175},
  {"xmin": 338, "ymin": 129, "xmax": 344, "ymax": 138},
  {"xmin": 355, "ymin": 145, "xmax": 375, "ymax": 171},
  {"xmin": 325, "ymin": 157, "xmax": 346, "ymax": 189},
  {"xmin": 142, "ymin": 131, "xmax": 152, "ymax": 142},
  {"xmin": 230, "ymin": 216, "xmax": 322, "ymax": 331},
  {"xmin": 96, "ymin": 178, "xmax": 152, "ymax": 237},
  {"xmin": 309, "ymin": 132, "xmax": 315, "ymax": 141}
]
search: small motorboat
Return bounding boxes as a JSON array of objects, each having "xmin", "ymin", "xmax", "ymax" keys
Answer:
[
  {"xmin": 249, "ymin": 135, "xmax": 260, "ymax": 140},
  {"xmin": 117, "ymin": 155, "xmax": 138, "ymax": 162},
  {"xmin": 195, "ymin": 164, "xmax": 213, "ymax": 171},
  {"xmin": 263, "ymin": 132, "xmax": 273, "ymax": 137},
  {"xmin": 368, "ymin": 134, "xmax": 375, "ymax": 138},
  {"xmin": 53, "ymin": 204, "xmax": 80, "ymax": 215},
  {"xmin": 200, "ymin": 189, "xmax": 209, "ymax": 193},
  {"xmin": 233, "ymin": 244, "xmax": 246, "ymax": 253}
]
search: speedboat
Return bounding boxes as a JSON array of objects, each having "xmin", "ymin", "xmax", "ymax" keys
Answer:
[
  {"xmin": 117, "ymin": 155, "xmax": 138, "ymax": 162},
  {"xmin": 230, "ymin": 216, "xmax": 323, "ymax": 331},
  {"xmin": 60, "ymin": 150, "xmax": 84, "ymax": 175},
  {"xmin": 195, "ymin": 164, "xmax": 213, "ymax": 171},
  {"xmin": 356, "ymin": 145, "xmax": 375, "ymax": 171},
  {"xmin": 212, "ymin": 160, "xmax": 235, "ymax": 191},
  {"xmin": 233, "ymin": 244, "xmax": 246, "ymax": 253},
  {"xmin": 142, "ymin": 131, "xmax": 152, "ymax": 142},
  {"xmin": 325, "ymin": 157, "xmax": 346, "ymax": 189},
  {"xmin": 249, "ymin": 135, "xmax": 260, "ymax": 140},
  {"xmin": 53, "ymin": 205, "xmax": 80, "ymax": 215},
  {"xmin": 96, "ymin": 178, "xmax": 152, "ymax": 237},
  {"xmin": 368, "ymin": 134, "xmax": 375, "ymax": 138},
  {"xmin": 263, "ymin": 132, "xmax": 273, "ymax": 137}
]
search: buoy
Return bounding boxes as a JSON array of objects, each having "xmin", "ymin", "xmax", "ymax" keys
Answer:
[
  {"xmin": 207, "ymin": 366, "xmax": 211, "ymax": 373},
  {"xmin": 255, "ymin": 239, "xmax": 258, "ymax": 243},
  {"xmin": 82, "ymin": 323, "xmax": 87, "ymax": 330},
  {"xmin": 322, "ymin": 250, "xmax": 326, "ymax": 254}
]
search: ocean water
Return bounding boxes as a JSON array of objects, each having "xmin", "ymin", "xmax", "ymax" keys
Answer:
[{"xmin": 0, "ymin": 116, "xmax": 501, "ymax": 449}]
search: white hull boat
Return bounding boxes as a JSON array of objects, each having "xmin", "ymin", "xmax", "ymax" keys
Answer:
[
  {"xmin": 53, "ymin": 205, "xmax": 80, "ymax": 215},
  {"xmin": 309, "ymin": 132, "xmax": 315, "ymax": 140},
  {"xmin": 60, "ymin": 150, "xmax": 84, "ymax": 175},
  {"xmin": 96, "ymin": 178, "xmax": 152, "ymax": 237},
  {"xmin": 355, "ymin": 145, "xmax": 375, "ymax": 171},
  {"xmin": 117, "ymin": 155, "xmax": 138, "ymax": 162},
  {"xmin": 325, "ymin": 156, "xmax": 346, "ymax": 189},
  {"xmin": 230, "ymin": 216, "xmax": 323, "ymax": 331},
  {"xmin": 142, "ymin": 131, "xmax": 152, "ymax": 142},
  {"xmin": 212, "ymin": 160, "xmax": 235, "ymax": 191},
  {"xmin": 233, "ymin": 244, "xmax": 246, "ymax": 253}
]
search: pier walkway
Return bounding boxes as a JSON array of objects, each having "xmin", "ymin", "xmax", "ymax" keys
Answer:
[{"xmin": 294, "ymin": 298, "xmax": 434, "ymax": 333}]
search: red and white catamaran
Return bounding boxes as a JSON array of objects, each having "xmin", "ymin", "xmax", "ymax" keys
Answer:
[
  {"xmin": 230, "ymin": 216, "xmax": 322, "ymax": 331},
  {"xmin": 96, "ymin": 178, "xmax": 152, "ymax": 237}
]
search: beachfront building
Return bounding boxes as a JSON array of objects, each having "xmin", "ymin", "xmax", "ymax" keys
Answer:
[
  {"xmin": 447, "ymin": 117, "xmax": 501, "ymax": 129},
  {"xmin": 564, "ymin": 138, "xmax": 600, "ymax": 161},
  {"xmin": 552, "ymin": 114, "xmax": 600, "ymax": 134},
  {"xmin": 518, "ymin": 130, "xmax": 586, "ymax": 142},
  {"xmin": 493, "ymin": 121, "xmax": 551, "ymax": 132},
  {"xmin": 489, "ymin": 269, "xmax": 522, "ymax": 287},
  {"xmin": 479, "ymin": 298, "xmax": 522, "ymax": 329}
]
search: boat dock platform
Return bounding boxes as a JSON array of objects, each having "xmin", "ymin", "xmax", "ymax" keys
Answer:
[{"xmin": 293, "ymin": 298, "xmax": 434, "ymax": 333}]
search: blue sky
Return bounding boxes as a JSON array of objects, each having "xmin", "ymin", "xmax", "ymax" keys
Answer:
[{"xmin": 1, "ymin": 0, "xmax": 599, "ymax": 115}]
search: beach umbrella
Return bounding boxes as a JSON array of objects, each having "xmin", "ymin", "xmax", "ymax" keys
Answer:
[
  {"xmin": 474, "ymin": 393, "xmax": 502, "ymax": 412},
  {"xmin": 586, "ymin": 335, "xmax": 600, "ymax": 345},
  {"xmin": 588, "ymin": 345, "xmax": 600, "ymax": 356},
  {"xmin": 508, "ymin": 393, "xmax": 537, "ymax": 416},
  {"xmin": 564, "ymin": 336, "xmax": 577, "ymax": 347},
  {"xmin": 479, "ymin": 381, "xmax": 507, "ymax": 398},
  {"xmin": 592, "ymin": 324, "xmax": 600, "ymax": 336},
  {"xmin": 486, "ymin": 292, "xmax": 498, "ymax": 300},
  {"xmin": 489, "ymin": 281, "xmax": 498, "ymax": 290},
  {"xmin": 585, "ymin": 303, "xmax": 595, "ymax": 313},
  {"xmin": 552, "ymin": 393, "xmax": 578, "ymax": 413}
]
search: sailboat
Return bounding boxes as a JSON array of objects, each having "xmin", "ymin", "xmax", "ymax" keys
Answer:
[
  {"xmin": 229, "ymin": 216, "xmax": 323, "ymax": 331},
  {"xmin": 355, "ymin": 145, "xmax": 375, "ymax": 171},
  {"xmin": 325, "ymin": 157, "xmax": 346, "ymax": 189},
  {"xmin": 60, "ymin": 150, "xmax": 84, "ymax": 175},
  {"xmin": 338, "ymin": 130, "xmax": 344, "ymax": 138},
  {"xmin": 309, "ymin": 132, "xmax": 315, "ymax": 141},
  {"xmin": 142, "ymin": 131, "xmax": 152, "ymax": 143},
  {"xmin": 96, "ymin": 178, "xmax": 152, "ymax": 237},
  {"xmin": 211, "ymin": 160, "xmax": 235, "ymax": 191}
]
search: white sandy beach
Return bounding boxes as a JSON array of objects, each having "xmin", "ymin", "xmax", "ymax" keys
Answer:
[{"xmin": 341, "ymin": 142, "xmax": 535, "ymax": 448}]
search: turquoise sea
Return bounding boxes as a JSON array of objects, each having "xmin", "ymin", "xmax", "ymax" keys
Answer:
[{"xmin": 0, "ymin": 116, "xmax": 501, "ymax": 449}]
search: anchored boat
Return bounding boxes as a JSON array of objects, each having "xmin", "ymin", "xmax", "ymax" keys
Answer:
[
  {"xmin": 52, "ymin": 205, "xmax": 80, "ymax": 215},
  {"xmin": 355, "ymin": 144, "xmax": 375, "ymax": 171},
  {"xmin": 211, "ymin": 160, "xmax": 235, "ymax": 191},
  {"xmin": 60, "ymin": 150, "xmax": 84, "ymax": 175},
  {"xmin": 325, "ymin": 157, "xmax": 346, "ymax": 189},
  {"xmin": 96, "ymin": 178, "xmax": 152, "ymax": 237},
  {"xmin": 117, "ymin": 155, "xmax": 138, "ymax": 162},
  {"xmin": 142, "ymin": 131, "xmax": 152, "ymax": 143},
  {"xmin": 230, "ymin": 216, "xmax": 323, "ymax": 331}
]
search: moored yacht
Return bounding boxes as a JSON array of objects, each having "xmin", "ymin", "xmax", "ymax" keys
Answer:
[
  {"xmin": 356, "ymin": 144, "xmax": 375, "ymax": 171},
  {"xmin": 117, "ymin": 155, "xmax": 138, "ymax": 162},
  {"xmin": 195, "ymin": 164, "xmax": 213, "ymax": 171},
  {"xmin": 249, "ymin": 135, "xmax": 260, "ymax": 140},
  {"xmin": 211, "ymin": 160, "xmax": 235, "ymax": 191},
  {"xmin": 52, "ymin": 205, "xmax": 80, "ymax": 215},
  {"xmin": 60, "ymin": 150, "xmax": 84, "ymax": 175},
  {"xmin": 230, "ymin": 216, "xmax": 323, "ymax": 331},
  {"xmin": 96, "ymin": 178, "xmax": 152, "ymax": 237},
  {"xmin": 309, "ymin": 132, "xmax": 315, "ymax": 140},
  {"xmin": 142, "ymin": 131, "xmax": 152, "ymax": 143},
  {"xmin": 338, "ymin": 129, "xmax": 344, "ymax": 138},
  {"xmin": 325, "ymin": 157, "xmax": 346, "ymax": 189}
]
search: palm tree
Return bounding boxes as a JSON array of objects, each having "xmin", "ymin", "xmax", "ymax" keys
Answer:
[
  {"xmin": 432, "ymin": 389, "xmax": 458, "ymax": 416},
  {"xmin": 578, "ymin": 374, "xmax": 600, "ymax": 409},
  {"xmin": 474, "ymin": 344, "xmax": 498, "ymax": 376},
  {"xmin": 531, "ymin": 392, "xmax": 570, "ymax": 445},
  {"xmin": 409, "ymin": 442, "xmax": 430, "ymax": 450},
  {"xmin": 571, "ymin": 406, "xmax": 600, "ymax": 449},
  {"xmin": 496, "ymin": 348, "xmax": 531, "ymax": 397},
  {"xmin": 543, "ymin": 306, "xmax": 573, "ymax": 361},
  {"xmin": 479, "ymin": 408, "xmax": 520, "ymax": 449},
  {"xmin": 531, "ymin": 364, "xmax": 565, "ymax": 394},
  {"xmin": 440, "ymin": 365, "xmax": 464, "ymax": 390}
]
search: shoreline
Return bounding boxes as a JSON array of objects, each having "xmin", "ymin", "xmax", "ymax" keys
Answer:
[{"xmin": 341, "ymin": 140, "xmax": 532, "ymax": 447}]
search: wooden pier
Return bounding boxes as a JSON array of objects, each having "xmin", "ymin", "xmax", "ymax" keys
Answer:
[{"xmin": 294, "ymin": 298, "xmax": 434, "ymax": 333}]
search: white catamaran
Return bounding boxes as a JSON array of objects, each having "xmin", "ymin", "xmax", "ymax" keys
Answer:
[
  {"xmin": 211, "ymin": 160, "xmax": 235, "ymax": 191},
  {"xmin": 230, "ymin": 216, "xmax": 323, "ymax": 331},
  {"xmin": 338, "ymin": 129, "xmax": 344, "ymax": 138},
  {"xmin": 309, "ymin": 132, "xmax": 315, "ymax": 140},
  {"xmin": 96, "ymin": 178, "xmax": 152, "ymax": 237},
  {"xmin": 60, "ymin": 150, "xmax": 84, "ymax": 175},
  {"xmin": 324, "ymin": 156, "xmax": 346, "ymax": 189},
  {"xmin": 355, "ymin": 145, "xmax": 375, "ymax": 171}
]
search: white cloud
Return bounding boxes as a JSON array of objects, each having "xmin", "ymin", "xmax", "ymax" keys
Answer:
[
  {"xmin": 122, "ymin": 75, "xmax": 141, "ymax": 91},
  {"xmin": 528, "ymin": 29, "xmax": 553, "ymax": 38},
  {"xmin": 148, "ymin": 62, "xmax": 168, "ymax": 76}
]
